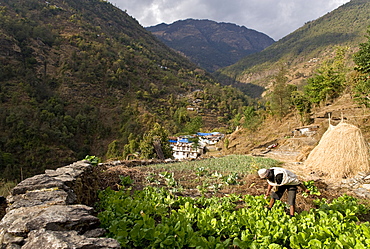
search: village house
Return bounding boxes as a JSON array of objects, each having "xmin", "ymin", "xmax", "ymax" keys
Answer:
[
  {"xmin": 293, "ymin": 125, "xmax": 320, "ymax": 137},
  {"xmin": 197, "ymin": 132, "xmax": 224, "ymax": 146},
  {"xmin": 171, "ymin": 142, "xmax": 204, "ymax": 160},
  {"xmin": 169, "ymin": 136, "xmax": 205, "ymax": 160},
  {"xmin": 169, "ymin": 132, "xmax": 224, "ymax": 160}
]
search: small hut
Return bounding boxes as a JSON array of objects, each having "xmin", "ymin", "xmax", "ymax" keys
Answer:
[{"xmin": 304, "ymin": 121, "xmax": 370, "ymax": 179}]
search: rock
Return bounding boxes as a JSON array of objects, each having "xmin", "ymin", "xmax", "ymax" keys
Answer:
[
  {"xmin": 340, "ymin": 173, "xmax": 370, "ymax": 199},
  {"xmin": 341, "ymin": 178, "xmax": 359, "ymax": 188},
  {"xmin": 3, "ymin": 243, "xmax": 21, "ymax": 249},
  {"xmin": 356, "ymin": 172, "xmax": 367, "ymax": 178},
  {"xmin": 361, "ymin": 184, "xmax": 370, "ymax": 190},
  {"xmin": 22, "ymin": 229, "xmax": 120, "ymax": 249},
  {"xmin": 1, "ymin": 231, "xmax": 24, "ymax": 245},
  {"xmin": 354, "ymin": 176, "xmax": 365, "ymax": 183},
  {"xmin": 46, "ymin": 162, "xmax": 90, "ymax": 179},
  {"xmin": 353, "ymin": 188, "xmax": 370, "ymax": 199},
  {"xmin": 364, "ymin": 174, "xmax": 370, "ymax": 183},
  {"xmin": 83, "ymin": 228, "xmax": 107, "ymax": 238},
  {"xmin": 0, "ymin": 205, "xmax": 99, "ymax": 237},
  {"xmin": 11, "ymin": 174, "xmax": 68, "ymax": 195},
  {"xmin": 45, "ymin": 161, "xmax": 93, "ymax": 188},
  {"xmin": 6, "ymin": 189, "xmax": 76, "ymax": 211},
  {"xmin": 0, "ymin": 160, "xmax": 121, "ymax": 248}
]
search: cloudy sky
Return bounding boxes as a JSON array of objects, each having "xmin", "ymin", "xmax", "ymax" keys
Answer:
[{"xmin": 108, "ymin": 0, "xmax": 351, "ymax": 40}]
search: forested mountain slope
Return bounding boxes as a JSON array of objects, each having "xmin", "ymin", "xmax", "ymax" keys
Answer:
[
  {"xmin": 215, "ymin": 0, "xmax": 370, "ymax": 89},
  {"xmin": 147, "ymin": 19, "xmax": 275, "ymax": 73},
  {"xmin": 214, "ymin": 0, "xmax": 370, "ymax": 160},
  {"xmin": 0, "ymin": 0, "xmax": 249, "ymax": 181}
]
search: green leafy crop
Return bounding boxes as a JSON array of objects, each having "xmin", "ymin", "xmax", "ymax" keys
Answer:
[
  {"xmin": 302, "ymin": 180, "xmax": 321, "ymax": 197},
  {"xmin": 98, "ymin": 186, "xmax": 369, "ymax": 248},
  {"xmin": 84, "ymin": 155, "xmax": 101, "ymax": 166}
]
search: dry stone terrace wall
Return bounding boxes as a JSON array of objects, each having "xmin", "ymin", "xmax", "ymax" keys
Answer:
[{"xmin": 0, "ymin": 160, "xmax": 120, "ymax": 249}]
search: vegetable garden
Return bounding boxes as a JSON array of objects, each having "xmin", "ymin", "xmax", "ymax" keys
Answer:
[{"xmin": 97, "ymin": 155, "xmax": 370, "ymax": 248}]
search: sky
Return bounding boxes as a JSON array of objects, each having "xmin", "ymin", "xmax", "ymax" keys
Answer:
[{"xmin": 108, "ymin": 0, "xmax": 351, "ymax": 40}]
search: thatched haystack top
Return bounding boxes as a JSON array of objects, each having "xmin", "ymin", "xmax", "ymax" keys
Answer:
[{"xmin": 304, "ymin": 122, "xmax": 370, "ymax": 179}]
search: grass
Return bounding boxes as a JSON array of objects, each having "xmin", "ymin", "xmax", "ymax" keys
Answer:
[
  {"xmin": 148, "ymin": 155, "xmax": 281, "ymax": 175},
  {"xmin": 0, "ymin": 180, "xmax": 16, "ymax": 197}
]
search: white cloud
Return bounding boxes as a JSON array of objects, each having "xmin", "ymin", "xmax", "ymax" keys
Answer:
[{"xmin": 109, "ymin": 0, "xmax": 351, "ymax": 40}]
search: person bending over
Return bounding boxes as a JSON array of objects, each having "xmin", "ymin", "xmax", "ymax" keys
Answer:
[{"xmin": 258, "ymin": 167, "xmax": 309, "ymax": 217}]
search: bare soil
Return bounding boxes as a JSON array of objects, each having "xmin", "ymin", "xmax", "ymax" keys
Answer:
[{"xmin": 98, "ymin": 161, "xmax": 344, "ymax": 217}]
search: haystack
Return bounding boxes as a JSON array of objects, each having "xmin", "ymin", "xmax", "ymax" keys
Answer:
[{"xmin": 304, "ymin": 121, "xmax": 370, "ymax": 179}]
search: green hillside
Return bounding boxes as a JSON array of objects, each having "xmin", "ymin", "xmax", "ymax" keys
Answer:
[
  {"xmin": 215, "ymin": 0, "xmax": 370, "ymax": 87},
  {"xmin": 0, "ymin": 0, "xmax": 249, "ymax": 181},
  {"xmin": 211, "ymin": 0, "xmax": 370, "ymax": 160}
]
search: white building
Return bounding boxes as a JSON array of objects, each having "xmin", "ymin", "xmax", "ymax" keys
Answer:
[
  {"xmin": 171, "ymin": 141, "xmax": 204, "ymax": 160},
  {"xmin": 169, "ymin": 132, "xmax": 223, "ymax": 160},
  {"xmin": 197, "ymin": 132, "xmax": 224, "ymax": 146}
]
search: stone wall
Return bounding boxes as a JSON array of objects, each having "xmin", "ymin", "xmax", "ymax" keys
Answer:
[
  {"xmin": 341, "ymin": 171, "xmax": 370, "ymax": 198},
  {"xmin": 0, "ymin": 160, "xmax": 121, "ymax": 249}
]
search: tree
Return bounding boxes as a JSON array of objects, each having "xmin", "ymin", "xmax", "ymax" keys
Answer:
[
  {"xmin": 269, "ymin": 66, "xmax": 295, "ymax": 119},
  {"xmin": 139, "ymin": 123, "xmax": 172, "ymax": 159},
  {"xmin": 305, "ymin": 46, "xmax": 347, "ymax": 105},
  {"xmin": 242, "ymin": 106, "xmax": 261, "ymax": 131},
  {"xmin": 291, "ymin": 91, "xmax": 311, "ymax": 125},
  {"xmin": 173, "ymin": 107, "xmax": 190, "ymax": 127},
  {"xmin": 106, "ymin": 140, "xmax": 121, "ymax": 159},
  {"xmin": 305, "ymin": 66, "xmax": 344, "ymax": 105},
  {"xmin": 353, "ymin": 29, "xmax": 370, "ymax": 107},
  {"xmin": 184, "ymin": 116, "xmax": 203, "ymax": 134},
  {"xmin": 354, "ymin": 29, "xmax": 370, "ymax": 75},
  {"xmin": 122, "ymin": 133, "xmax": 139, "ymax": 159}
]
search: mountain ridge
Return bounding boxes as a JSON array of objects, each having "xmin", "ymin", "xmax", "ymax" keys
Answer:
[{"xmin": 147, "ymin": 19, "xmax": 275, "ymax": 72}]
